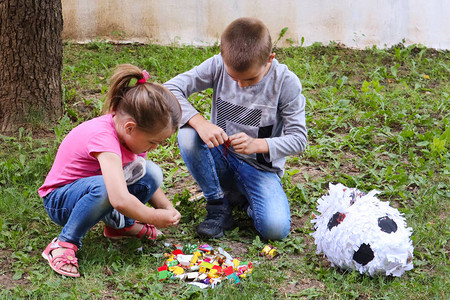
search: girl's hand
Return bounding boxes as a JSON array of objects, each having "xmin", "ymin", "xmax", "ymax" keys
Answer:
[
  {"xmin": 147, "ymin": 189, "xmax": 181, "ymax": 226},
  {"xmin": 167, "ymin": 207, "xmax": 181, "ymax": 226},
  {"xmin": 229, "ymin": 132, "xmax": 269, "ymax": 155},
  {"xmin": 151, "ymin": 208, "xmax": 181, "ymax": 228}
]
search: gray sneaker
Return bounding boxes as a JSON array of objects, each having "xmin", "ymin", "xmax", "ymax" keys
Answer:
[{"xmin": 196, "ymin": 203, "xmax": 233, "ymax": 238}]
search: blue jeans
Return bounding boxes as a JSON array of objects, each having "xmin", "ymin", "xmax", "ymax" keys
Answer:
[
  {"xmin": 43, "ymin": 161, "xmax": 162, "ymax": 248},
  {"xmin": 178, "ymin": 125, "xmax": 291, "ymax": 240}
]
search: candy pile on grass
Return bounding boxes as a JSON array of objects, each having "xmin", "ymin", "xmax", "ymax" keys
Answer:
[{"xmin": 158, "ymin": 243, "xmax": 254, "ymax": 289}]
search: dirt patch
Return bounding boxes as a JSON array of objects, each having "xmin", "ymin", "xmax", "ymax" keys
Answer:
[
  {"xmin": 0, "ymin": 249, "xmax": 31, "ymax": 290},
  {"xmin": 165, "ymin": 170, "xmax": 199, "ymax": 201},
  {"xmin": 279, "ymin": 277, "xmax": 326, "ymax": 297}
]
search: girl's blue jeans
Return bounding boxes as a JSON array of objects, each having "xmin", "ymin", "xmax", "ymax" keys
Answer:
[
  {"xmin": 42, "ymin": 161, "xmax": 162, "ymax": 248},
  {"xmin": 178, "ymin": 125, "xmax": 291, "ymax": 240}
]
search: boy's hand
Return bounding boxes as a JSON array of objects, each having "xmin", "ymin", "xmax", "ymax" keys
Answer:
[
  {"xmin": 230, "ymin": 132, "xmax": 269, "ymax": 155},
  {"xmin": 194, "ymin": 120, "xmax": 228, "ymax": 148}
]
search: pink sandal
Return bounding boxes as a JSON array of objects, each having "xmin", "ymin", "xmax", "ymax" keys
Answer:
[
  {"xmin": 42, "ymin": 238, "xmax": 80, "ymax": 278},
  {"xmin": 104, "ymin": 222, "xmax": 159, "ymax": 240}
]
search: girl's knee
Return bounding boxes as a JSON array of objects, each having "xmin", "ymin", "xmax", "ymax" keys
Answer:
[
  {"xmin": 89, "ymin": 182, "xmax": 111, "ymax": 210},
  {"xmin": 144, "ymin": 161, "xmax": 163, "ymax": 187},
  {"xmin": 90, "ymin": 181, "xmax": 108, "ymax": 199}
]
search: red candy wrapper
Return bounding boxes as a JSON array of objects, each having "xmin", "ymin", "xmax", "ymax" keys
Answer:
[{"xmin": 223, "ymin": 139, "xmax": 231, "ymax": 158}]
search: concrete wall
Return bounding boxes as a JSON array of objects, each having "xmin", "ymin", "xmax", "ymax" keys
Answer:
[{"xmin": 62, "ymin": 0, "xmax": 450, "ymax": 49}]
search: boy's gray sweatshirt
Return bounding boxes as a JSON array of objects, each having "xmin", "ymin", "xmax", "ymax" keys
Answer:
[{"xmin": 164, "ymin": 54, "xmax": 307, "ymax": 177}]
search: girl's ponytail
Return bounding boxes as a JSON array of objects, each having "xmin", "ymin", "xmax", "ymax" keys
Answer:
[
  {"xmin": 104, "ymin": 64, "xmax": 181, "ymax": 133},
  {"xmin": 104, "ymin": 64, "xmax": 143, "ymax": 114}
]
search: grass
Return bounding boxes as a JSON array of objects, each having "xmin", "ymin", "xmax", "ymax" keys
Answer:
[{"xmin": 0, "ymin": 40, "xmax": 449, "ymax": 299}]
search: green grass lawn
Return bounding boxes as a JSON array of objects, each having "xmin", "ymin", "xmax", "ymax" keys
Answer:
[{"xmin": 0, "ymin": 41, "xmax": 449, "ymax": 299}]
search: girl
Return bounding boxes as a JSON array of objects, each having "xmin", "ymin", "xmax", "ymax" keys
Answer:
[{"xmin": 39, "ymin": 64, "xmax": 182, "ymax": 277}]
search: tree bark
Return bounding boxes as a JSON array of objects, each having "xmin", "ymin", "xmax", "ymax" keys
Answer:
[{"xmin": 0, "ymin": 0, "xmax": 63, "ymax": 133}]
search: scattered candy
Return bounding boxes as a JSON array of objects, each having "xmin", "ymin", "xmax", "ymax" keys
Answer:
[
  {"xmin": 158, "ymin": 270, "xmax": 169, "ymax": 281},
  {"xmin": 268, "ymin": 248, "xmax": 277, "ymax": 259},
  {"xmin": 157, "ymin": 243, "xmax": 254, "ymax": 288},
  {"xmin": 260, "ymin": 244, "xmax": 277, "ymax": 260}
]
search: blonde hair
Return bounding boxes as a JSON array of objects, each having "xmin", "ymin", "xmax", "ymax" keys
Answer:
[
  {"xmin": 220, "ymin": 17, "xmax": 272, "ymax": 72},
  {"xmin": 104, "ymin": 64, "xmax": 181, "ymax": 133}
]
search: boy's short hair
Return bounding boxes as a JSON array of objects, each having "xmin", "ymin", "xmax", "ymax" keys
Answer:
[{"xmin": 220, "ymin": 17, "xmax": 272, "ymax": 72}]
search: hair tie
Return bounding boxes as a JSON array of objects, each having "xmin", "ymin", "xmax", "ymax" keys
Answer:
[{"xmin": 136, "ymin": 70, "xmax": 150, "ymax": 84}]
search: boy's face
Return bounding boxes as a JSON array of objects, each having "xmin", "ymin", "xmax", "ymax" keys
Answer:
[{"xmin": 225, "ymin": 53, "xmax": 275, "ymax": 88}]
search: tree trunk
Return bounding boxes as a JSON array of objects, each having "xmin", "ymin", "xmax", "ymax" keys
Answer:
[{"xmin": 0, "ymin": 0, "xmax": 63, "ymax": 133}]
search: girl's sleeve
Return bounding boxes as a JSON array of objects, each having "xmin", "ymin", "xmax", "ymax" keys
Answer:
[{"xmin": 87, "ymin": 132, "xmax": 122, "ymax": 158}]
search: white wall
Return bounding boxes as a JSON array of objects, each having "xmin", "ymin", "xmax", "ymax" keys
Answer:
[{"xmin": 62, "ymin": 0, "xmax": 450, "ymax": 49}]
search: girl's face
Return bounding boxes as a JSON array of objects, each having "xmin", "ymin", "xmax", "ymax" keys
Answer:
[{"xmin": 120, "ymin": 121, "xmax": 174, "ymax": 154}]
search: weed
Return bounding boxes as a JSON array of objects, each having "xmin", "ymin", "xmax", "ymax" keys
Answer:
[
  {"xmin": 274, "ymin": 27, "xmax": 289, "ymax": 48},
  {"xmin": 0, "ymin": 42, "xmax": 449, "ymax": 299}
]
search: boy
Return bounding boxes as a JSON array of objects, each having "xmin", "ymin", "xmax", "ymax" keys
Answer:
[{"xmin": 164, "ymin": 17, "xmax": 307, "ymax": 240}]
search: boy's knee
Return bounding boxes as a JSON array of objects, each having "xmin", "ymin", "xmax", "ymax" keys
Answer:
[
  {"xmin": 258, "ymin": 216, "xmax": 291, "ymax": 241},
  {"xmin": 177, "ymin": 125, "xmax": 201, "ymax": 149}
]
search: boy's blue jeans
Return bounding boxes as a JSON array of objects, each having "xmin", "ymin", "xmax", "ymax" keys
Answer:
[
  {"xmin": 42, "ymin": 161, "xmax": 162, "ymax": 248},
  {"xmin": 178, "ymin": 125, "xmax": 291, "ymax": 240}
]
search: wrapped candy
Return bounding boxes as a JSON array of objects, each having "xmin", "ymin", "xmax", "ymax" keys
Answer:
[{"xmin": 157, "ymin": 243, "xmax": 254, "ymax": 288}]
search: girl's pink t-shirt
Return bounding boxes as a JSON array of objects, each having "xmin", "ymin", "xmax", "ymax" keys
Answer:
[{"xmin": 38, "ymin": 114, "xmax": 143, "ymax": 198}]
